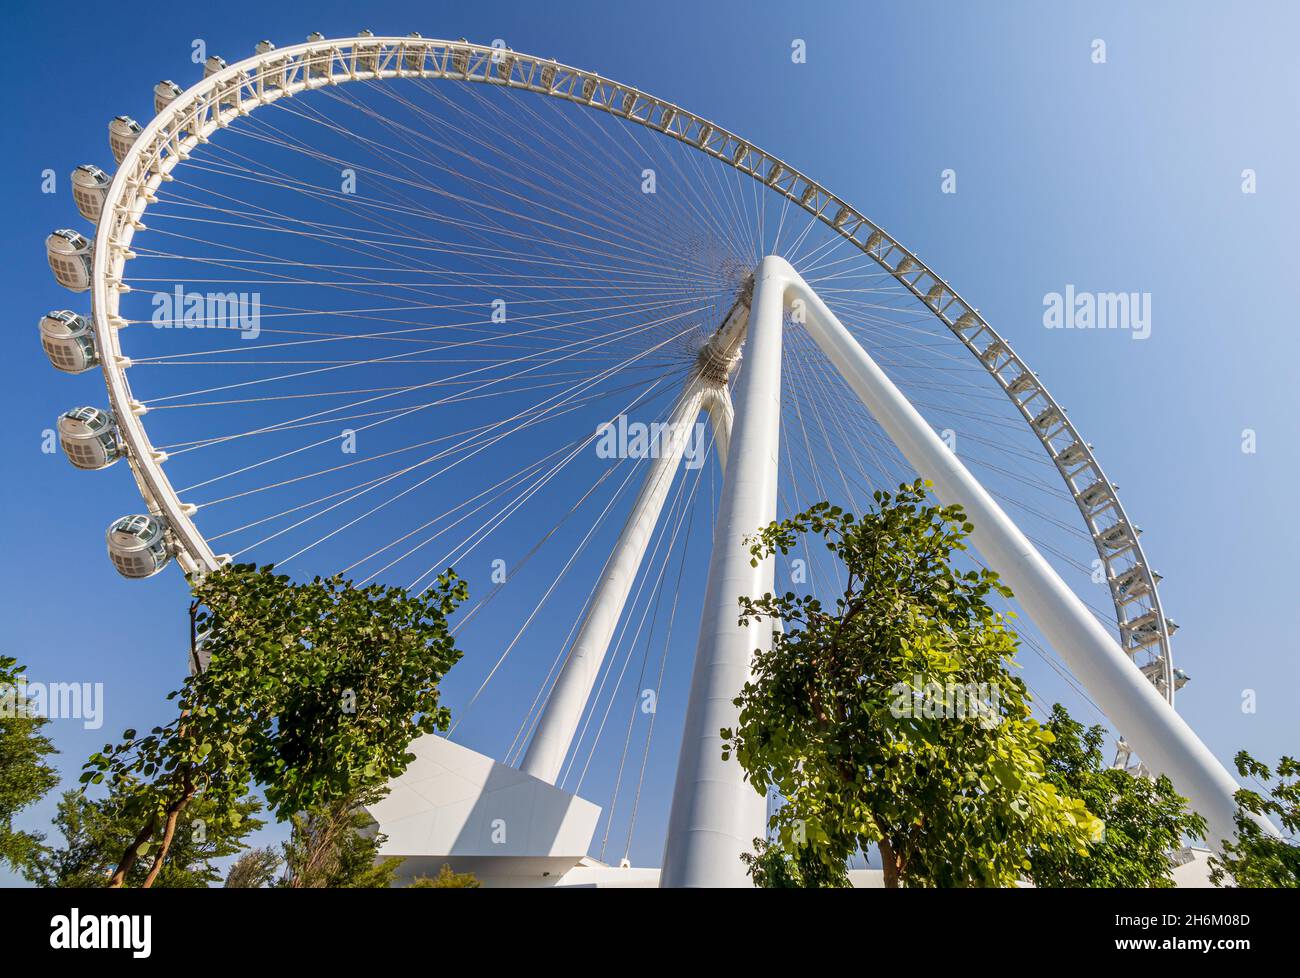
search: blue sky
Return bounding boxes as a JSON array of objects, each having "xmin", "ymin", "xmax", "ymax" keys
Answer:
[{"xmin": 2, "ymin": 0, "xmax": 1298, "ymax": 883}]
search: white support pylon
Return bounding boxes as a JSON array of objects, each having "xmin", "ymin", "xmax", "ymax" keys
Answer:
[
  {"xmin": 521, "ymin": 383, "xmax": 710, "ymax": 784},
  {"xmin": 702, "ymin": 386, "xmax": 734, "ymax": 469},
  {"xmin": 660, "ymin": 259, "xmax": 785, "ymax": 887},
  {"xmin": 660, "ymin": 255, "xmax": 1265, "ymax": 888},
  {"xmin": 778, "ymin": 255, "xmax": 1266, "ymax": 852}
]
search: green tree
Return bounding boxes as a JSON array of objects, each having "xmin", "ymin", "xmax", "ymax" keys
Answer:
[
  {"xmin": 0, "ymin": 656, "xmax": 58, "ymax": 876},
  {"xmin": 409, "ymin": 863, "xmax": 482, "ymax": 888},
  {"xmin": 724, "ymin": 482, "xmax": 1101, "ymax": 887},
  {"xmin": 740, "ymin": 837, "xmax": 851, "ymax": 888},
  {"xmin": 1026, "ymin": 703, "xmax": 1205, "ymax": 887},
  {"xmin": 34, "ymin": 788, "xmax": 263, "ymax": 888},
  {"xmin": 1209, "ymin": 752, "xmax": 1299, "ymax": 887},
  {"xmin": 86, "ymin": 563, "xmax": 467, "ymax": 887},
  {"xmin": 224, "ymin": 846, "xmax": 281, "ymax": 888},
  {"xmin": 278, "ymin": 790, "xmax": 401, "ymax": 888}
]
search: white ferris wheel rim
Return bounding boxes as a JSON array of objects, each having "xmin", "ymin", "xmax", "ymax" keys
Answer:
[{"xmin": 88, "ymin": 33, "xmax": 1176, "ymax": 703}]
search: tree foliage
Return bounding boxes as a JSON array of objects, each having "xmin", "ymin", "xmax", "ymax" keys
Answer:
[
  {"xmin": 1209, "ymin": 752, "xmax": 1300, "ymax": 887},
  {"xmin": 1026, "ymin": 703, "xmax": 1204, "ymax": 887},
  {"xmin": 84, "ymin": 563, "xmax": 466, "ymax": 886},
  {"xmin": 409, "ymin": 863, "xmax": 482, "ymax": 888},
  {"xmin": 278, "ymin": 790, "xmax": 401, "ymax": 889},
  {"xmin": 724, "ymin": 482, "xmax": 1101, "ymax": 887},
  {"xmin": 33, "ymin": 788, "xmax": 262, "ymax": 888},
  {"xmin": 740, "ymin": 837, "xmax": 851, "ymax": 888},
  {"xmin": 0, "ymin": 655, "xmax": 59, "ymax": 876},
  {"xmin": 224, "ymin": 845, "xmax": 282, "ymax": 888}
]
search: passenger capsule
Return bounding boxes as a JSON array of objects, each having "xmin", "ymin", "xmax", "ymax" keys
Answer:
[
  {"xmin": 154, "ymin": 79, "xmax": 183, "ymax": 114},
  {"xmin": 70, "ymin": 164, "xmax": 111, "ymax": 223},
  {"xmin": 356, "ymin": 30, "xmax": 378, "ymax": 72},
  {"xmin": 106, "ymin": 514, "xmax": 172, "ymax": 579},
  {"xmin": 255, "ymin": 41, "xmax": 286, "ymax": 89},
  {"xmin": 58, "ymin": 406, "xmax": 121, "ymax": 470},
  {"xmin": 979, "ymin": 340, "xmax": 1007, "ymax": 366},
  {"xmin": 1099, "ymin": 523, "xmax": 1136, "ymax": 552},
  {"xmin": 1031, "ymin": 405, "xmax": 1063, "ymax": 434},
  {"xmin": 305, "ymin": 32, "xmax": 329, "ymax": 78},
  {"xmin": 108, "ymin": 116, "xmax": 142, "ymax": 164},
  {"xmin": 204, "ymin": 55, "xmax": 238, "ymax": 110},
  {"xmin": 1111, "ymin": 564, "xmax": 1149, "ymax": 598},
  {"xmin": 46, "ymin": 229, "xmax": 94, "ymax": 292},
  {"xmin": 1007, "ymin": 371, "xmax": 1037, "ymax": 397},
  {"xmin": 39, "ymin": 311, "xmax": 99, "ymax": 374},
  {"xmin": 495, "ymin": 50, "xmax": 515, "ymax": 82},
  {"xmin": 403, "ymin": 33, "xmax": 424, "ymax": 70}
]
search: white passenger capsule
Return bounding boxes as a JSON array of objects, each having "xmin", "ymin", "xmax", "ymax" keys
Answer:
[
  {"xmin": 58, "ymin": 406, "xmax": 121, "ymax": 470},
  {"xmin": 70, "ymin": 164, "xmax": 111, "ymax": 222},
  {"xmin": 494, "ymin": 50, "xmax": 515, "ymax": 82},
  {"xmin": 404, "ymin": 32, "xmax": 424, "ymax": 70},
  {"xmin": 46, "ymin": 229, "xmax": 94, "ymax": 292},
  {"xmin": 451, "ymin": 44, "xmax": 470, "ymax": 75},
  {"xmin": 255, "ymin": 40, "xmax": 287, "ymax": 89},
  {"xmin": 108, "ymin": 115, "xmax": 142, "ymax": 164},
  {"xmin": 106, "ymin": 514, "xmax": 172, "ymax": 579},
  {"xmin": 40, "ymin": 311, "xmax": 98, "ymax": 374},
  {"xmin": 204, "ymin": 55, "xmax": 239, "ymax": 110},
  {"xmin": 356, "ymin": 30, "xmax": 378, "ymax": 71},
  {"xmin": 154, "ymin": 79, "xmax": 183, "ymax": 114},
  {"xmin": 305, "ymin": 32, "xmax": 329, "ymax": 78}
]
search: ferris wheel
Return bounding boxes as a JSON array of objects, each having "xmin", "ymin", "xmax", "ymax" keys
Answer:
[{"xmin": 41, "ymin": 32, "xmax": 1247, "ymax": 885}]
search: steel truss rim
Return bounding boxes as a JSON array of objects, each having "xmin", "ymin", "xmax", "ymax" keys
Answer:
[{"xmin": 89, "ymin": 34, "xmax": 1176, "ymax": 704}]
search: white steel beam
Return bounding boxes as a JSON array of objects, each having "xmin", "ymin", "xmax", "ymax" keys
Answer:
[
  {"xmin": 660, "ymin": 255, "xmax": 1264, "ymax": 888},
  {"xmin": 774, "ymin": 255, "xmax": 1266, "ymax": 851},
  {"xmin": 521, "ymin": 383, "xmax": 709, "ymax": 784},
  {"xmin": 660, "ymin": 258, "xmax": 785, "ymax": 887}
]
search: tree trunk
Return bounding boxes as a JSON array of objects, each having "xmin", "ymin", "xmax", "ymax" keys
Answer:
[
  {"xmin": 879, "ymin": 838, "xmax": 902, "ymax": 888},
  {"xmin": 141, "ymin": 788, "xmax": 194, "ymax": 888},
  {"xmin": 108, "ymin": 817, "xmax": 158, "ymax": 888}
]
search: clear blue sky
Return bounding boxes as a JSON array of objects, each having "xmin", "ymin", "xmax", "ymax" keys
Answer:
[{"xmin": 2, "ymin": 0, "xmax": 1297, "ymax": 882}]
